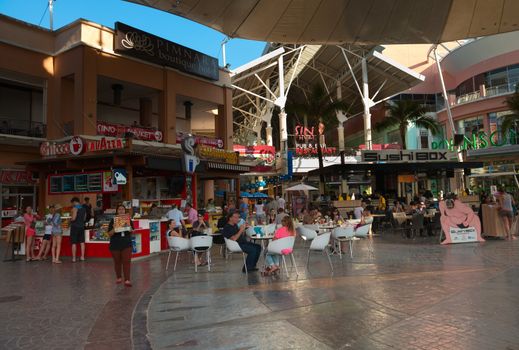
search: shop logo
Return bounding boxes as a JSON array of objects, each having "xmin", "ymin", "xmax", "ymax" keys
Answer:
[
  {"xmin": 362, "ymin": 150, "xmax": 452, "ymax": 162},
  {"xmin": 181, "ymin": 135, "xmax": 200, "ymax": 174},
  {"xmin": 113, "ymin": 169, "xmax": 127, "ymax": 185},
  {"xmin": 121, "ymin": 32, "xmax": 154, "ymax": 56},
  {"xmin": 69, "ymin": 136, "xmax": 85, "ymax": 156}
]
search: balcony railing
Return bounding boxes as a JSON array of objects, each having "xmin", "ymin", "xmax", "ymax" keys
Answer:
[
  {"xmin": 0, "ymin": 118, "xmax": 47, "ymax": 138},
  {"xmin": 453, "ymin": 83, "xmax": 517, "ymax": 107}
]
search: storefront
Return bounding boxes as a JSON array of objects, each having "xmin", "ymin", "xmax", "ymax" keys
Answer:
[
  {"xmin": 0, "ymin": 169, "xmax": 37, "ymax": 227},
  {"xmin": 22, "ymin": 134, "xmax": 248, "ymax": 258}
]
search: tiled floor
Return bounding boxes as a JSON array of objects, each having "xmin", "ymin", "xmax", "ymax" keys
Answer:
[{"xmin": 1, "ymin": 234, "xmax": 519, "ymax": 349}]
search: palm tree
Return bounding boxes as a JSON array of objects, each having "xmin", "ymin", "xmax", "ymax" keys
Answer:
[
  {"xmin": 501, "ymin": 86, "xmax": 519, "ymax": 140},
  {"xmin": 374, "ymin": 100, "xmax": 440, "ymax": 150},
  {"xmin": 287, "ymin": 84, "xmax": 349, "ymax": 194}
]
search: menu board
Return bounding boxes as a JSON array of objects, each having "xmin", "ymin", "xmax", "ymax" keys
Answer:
[
  {"xmin": 50, "ymin": 177, "xmax": 62, "ymax": 193},
  {"xmin": 75, "ymin": 175, "xmax": 88, "ymax": 192},
  {"xmin": 88, "ymin": 173, "xmax": 102, "ymax": 192},
  {"xmin": 63, "ymin": 175, "xmax": 75, "ymax": 192},
  {"xmin": 49, "ymin": 172, "xmax": 114, "ymax": 194}
]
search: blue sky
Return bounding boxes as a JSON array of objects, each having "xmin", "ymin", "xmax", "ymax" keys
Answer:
[{"xmin": 0, "ymin": 0, "xmax": 265, "ymax": 68}]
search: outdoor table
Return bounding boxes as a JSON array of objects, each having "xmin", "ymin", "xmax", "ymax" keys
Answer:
[
  {"xmin": 317, "ymin": 224, "xmax": 337, "ymax": 233},
  {"xmin": 250, "ymin": 234, "xmax": 274, "ymax": 266}
]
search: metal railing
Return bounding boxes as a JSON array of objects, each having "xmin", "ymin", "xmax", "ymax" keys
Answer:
[
  {"xmin": 0, "ymin": 117, "xmax": 47, "ymax": 138},
  {"xmin": 453, "ymin": 83, "xmax": 517, "ymax": 107}
]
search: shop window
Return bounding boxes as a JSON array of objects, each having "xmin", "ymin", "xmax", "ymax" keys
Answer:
[
  {"xmin": 508, "ymin": 64, "xmax": 519, "ymax": 90},
  {"xmin": 456, "ymin": 77, "xmax": 475, "ymax": 97},
  {"xmin": 489, "ymin": 110, "xmax": 518, "ymax": 144},
  {"xmin": 387, "ymin": 129, "xmax": 400, "ymax": 144},
  {"xmin": 485, "ymin": 67, "xmax": 508, "ymax": 88},
  {"xmin": 0, "ymin": 79, "xmax": 45, "ymax": 137}
]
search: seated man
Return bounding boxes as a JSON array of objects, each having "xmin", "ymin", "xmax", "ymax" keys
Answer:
[{"xmin": 222, "ymin": 211, "xmax": 261, "ymax": 273}]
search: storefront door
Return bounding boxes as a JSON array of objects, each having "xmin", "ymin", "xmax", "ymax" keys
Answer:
[{"xmin": 1, "ymin": 188, "xmax": 36, "ymax": 226}]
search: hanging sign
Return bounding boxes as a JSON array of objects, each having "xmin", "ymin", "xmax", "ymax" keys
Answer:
[
  {"xmin": 113, "ymin": 169, "xmax": 128, "ymax": 185},
  {"xmin": 0, "ymin": 170, "xmax": 35, "ymax": 184},
  {"xmin": 103, "ymin": 171, "xmax": 118, "ymax": 192},
  {"xmin": 181, "ymin": 136, "xmax": 200, "ymax": 174},
  {"xmin": 198, "ymin": 145, "xmax": 238, "ymax": 164},
  {"xmin": 233, "ymin": 145, "xmax": 276, "ymax": 166},
  {"xmin": 97, "ymin": 121, "xmax": 163, "ymax": 142}
]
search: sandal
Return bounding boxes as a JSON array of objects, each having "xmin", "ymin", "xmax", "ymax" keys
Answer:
[
  {"xmin": 124, "ymin": 280, "xmax": 132, "ymax": 287},
  {"xmin": 116, "ymin": 278, "xmax": 123, "ymax": 284}
]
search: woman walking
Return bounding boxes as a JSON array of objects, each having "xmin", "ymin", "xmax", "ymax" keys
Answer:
[
  {"xmin": 23, "ymin": 206, "xmax": 39, "ymax": 262},
  {"xmin": 107, "ymin": 205, "xmax": 133, "ymax": 287}
]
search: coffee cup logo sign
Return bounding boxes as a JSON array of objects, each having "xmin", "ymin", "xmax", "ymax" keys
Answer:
[
  {"xmin": 97, "ymin": 121, "xmax": 163, "ymax": 142},
  {"xmin": 40, "ymin": 137, "xmax": 125, "ymax": 157},
  {"xmin": 69, "ymin": 136, "xmax": 85, "ymax": 156}
]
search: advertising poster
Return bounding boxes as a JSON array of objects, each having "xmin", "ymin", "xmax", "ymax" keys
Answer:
[
  {"xmin": 103, "ymin": 171, "xmax": 118, "ymax": 192},
  {"xmin": 114, "ymin": 214, "xmax": 131, "ymax": 233}
]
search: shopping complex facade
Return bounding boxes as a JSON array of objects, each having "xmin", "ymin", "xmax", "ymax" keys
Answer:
[
  {"xmin": 340, "ymin": 32, "xmax": 519, "ymax": 198},
  {"xmin": 0, "ymin": 15, "xmax": 248, "ymax": 231}
]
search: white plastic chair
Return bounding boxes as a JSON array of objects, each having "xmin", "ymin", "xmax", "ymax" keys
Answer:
[
  {"xmin": 303, "ymin": 224, "xmax": 319, "ymax": 232},
  {"xmin": 166, "ymin": 236, "xmax": 190, "ymax": 271},
  {"xmin": 296, "ymin": 226, "xmax": 318, "ymax": 246},
  {"xmin": 190, "ymin": 235, "xmax": 213, "ymax": 272},
  {"xmin": 307, "ymin": 232, "xmax": 333, "ymax": 272},
  {"xmin": 332, "ymin": 226, "xmax": 355, "ymax": 259},
  {"xmin": 266, "ymin": 236, "xmax": 298, "ymax": 277},
  {"xmin": 354, "ymin": 224, "xmax": 373, "ymax": 256},
  {"xmin": 224, "ymin": 238, "xmax": 248, "ymax": 274},
  {"xmin": 263, "ymin": 223, "xmax": 276, "ymax": 236}
]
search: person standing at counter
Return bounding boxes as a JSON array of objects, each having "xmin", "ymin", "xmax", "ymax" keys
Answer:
[
  {"xmin": 83, "ymin": 197, "xmax": 94, "ymax": 225},
  {"xmin": 49, "ymin": 204, "xmax": 63, "ymax": 264},
  {"xmin": 107, "ymin": 205, "xmax": 133, "ymax": 287},
  {"xmin": 23, "ymin": 206, "xmax": 40, "ymax": 262},
  {"xmin": 185, "ymin": 203, "xmax": 198, "ymax": 224},
  {"xmin": 166, "ymin": 204, "xmax": 185, "ymax": 231},
  {"xmin": 70, "ymin": 197, "xmax": 86, "ymax": 262},
  {"xmin": 206, "ymin": 199, "xmax": 215, "ymax": 211}
]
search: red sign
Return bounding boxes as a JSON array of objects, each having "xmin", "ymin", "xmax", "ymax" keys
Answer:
[
  {"xmin": 0, "ymin": 170, "xmax": 35, "ymax": 184},
  {"xmin": 233, "ymin": 145, "xmax": 276, "ymax": 166},
  {"xmin": 97, "ymin": 121, "xmax": 163, "ymax": 142},
  {"xmin": 295, "ymin": 145, "xmax": 337, "ymax": 156},
  {"xmin": 358, "ymin": 144, "xmax": 401, "ymax": 150},
  {"xmin": 177, "ymin": 132, "xmax": 223, "ymax": 149},
  {"xmin": 40, "ymin": 137, "xmax": 125, "ymax": 157},
  {"xmin": 295, "ymin": 125, "xmax": 316, "ymax": 141}
]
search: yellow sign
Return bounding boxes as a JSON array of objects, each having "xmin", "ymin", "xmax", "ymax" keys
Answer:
[{"xmin": 198, "ymin": 146, "xmax": 238, "ymax": 164}]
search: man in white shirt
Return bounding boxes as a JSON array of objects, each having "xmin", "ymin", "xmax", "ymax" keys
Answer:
[
  {"xmin": 277, "ymin": 196, "xmax": 286, "ymax": 210},
  {"xmin": 166, "ymin": 204, "xmax": 185, "ymax": 229},
  {"xmin": 274, "ymin": 208, "xmax": 288, "ymax": 225}
]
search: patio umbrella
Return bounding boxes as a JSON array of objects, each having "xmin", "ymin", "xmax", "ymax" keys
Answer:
[
  {"xmin": 240, "ymin": 191, "xmax": 253, "ymax": 198},
  {"xmin": 252, "ymin": 192, "xmax": 268, "ymax": 198},
  {"xmin": 285, "ymin": 183, "xmax": 319, "ymax": 191},
  {"xmin": 127, "ymin": 0, "xmax": 519, "ymax": 45}
]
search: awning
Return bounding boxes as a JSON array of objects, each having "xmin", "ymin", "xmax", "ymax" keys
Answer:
[
  {"xmin": 126, "ymin": 0, "xmax": 519, "ymax": 45},
  {"xmin": 308, "ymin": 161, "xmax": 484, "ymax": 177},
  {"xmin": 206, "ymin": 162, "xmax": 250, "ymax": 172}
]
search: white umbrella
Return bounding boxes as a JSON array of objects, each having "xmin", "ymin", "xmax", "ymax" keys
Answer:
[{"xmin": 285, "ymin": 183, "xmax": 319, "ymax": 191}]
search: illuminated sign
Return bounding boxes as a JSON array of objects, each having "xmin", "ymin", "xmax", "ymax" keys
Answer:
[
  {"xmin": 432, "ymin": 129, "xmax": 518, "ymax": 151},
  {"xmin": 362, "ymin": 150, "xmax": 456, "ymax": 162},
  {"xmin": 198, "ymin": 145, "xmax": 238, "ymax": 164},
  {"xmin": 233, "ymin": 145, "xmax": 276, "ymax": 166},
  {"xmin": 177, "ymin": 132, "xmax": 223, "ymax": 149},
  {"xmin": 294, "ymin": 124, "xmax": 337, "ymax": 156}
]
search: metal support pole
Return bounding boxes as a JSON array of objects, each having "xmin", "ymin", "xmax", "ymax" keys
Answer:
[
  {"xmin": 361, "ymin": 58, "xmax": 372, "ymax": 150},
  {"xmin": 266, "ymin": 125, "xmax": 273, "ymax": 146},
  {"xmin": 49, "ymin": 0, "xmax": 54, "ymax": 30}
]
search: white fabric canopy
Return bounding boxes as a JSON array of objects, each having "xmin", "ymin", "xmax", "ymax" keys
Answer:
[
  {"xmin": 285, "ymin": 183, "xmax": 319, "ymax": 191},
  {"xmin": 127, "ymin": 0, "xmax": 519, "ymax": 44}
]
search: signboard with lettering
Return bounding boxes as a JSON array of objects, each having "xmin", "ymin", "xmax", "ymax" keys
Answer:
[
  {"xmin": 181, "ymin": 136, "xmax": 200, "ymax": 174},
  {"xmin": 432, "ymin": 129, "xmax": 518, "ymax": 151},
  {"xmin": 449, "ymin": 227, "xmax": 479, "ymax": 243},
  {"xmin": 233, "ymin": 145, "xmax": 276, "ymax": 166},
  {"xmin": 198, "ymin": 145, "xmax": 238, "ymax": 165},
  {"xmin": 176, "ymin": 132, "xmax": 223, "ymax": 149},
  {"xmin": 0, "ymin": 170, "xmax": 35, "ymax": 185},
  {"xmin": 114, "ymin": 22, "xmax": 219, "ymax": 81},
  {"xmin": 40, "ymin": 137, "xmax": 125, "ymax": 158},
  {"xmin": 361, "ymin": 150, "xmax": 457, "ymax": 163},
  {"xmin": 97, "ymin": 121, "xmax": 163, "ymax": 142},
  {"xmin": 294, "ymin": 124, "xmax": 337, "ymax": 156}
]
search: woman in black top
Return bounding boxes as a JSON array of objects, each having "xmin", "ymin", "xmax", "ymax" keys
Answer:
[{"xmin": 108, "ymin": 205, "xmax": 133, "ymax": 287}]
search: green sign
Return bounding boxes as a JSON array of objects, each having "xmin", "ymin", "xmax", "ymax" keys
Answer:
[{"xmin": 432, "ymin": 129, "xmax": 518, "ymax": 151}]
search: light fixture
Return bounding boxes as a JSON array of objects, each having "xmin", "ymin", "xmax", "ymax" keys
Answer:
[{"xmin": 210, "ymin": 108, "xmax": 219, "ymax": 115}]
